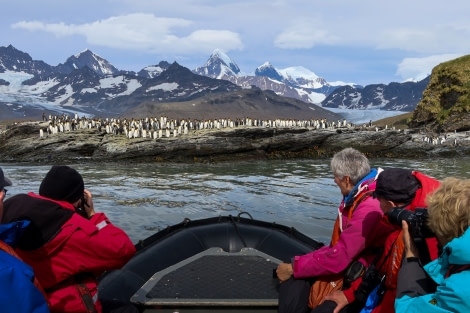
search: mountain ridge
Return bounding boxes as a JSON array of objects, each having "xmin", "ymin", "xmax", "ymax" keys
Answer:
[
  {"xmin": 192, "ymin": 49, "xmax": 429, "ymax": 110},
  {"xmin": 0, "ymin": 45, "xmax": 427, "ymax": 122}
]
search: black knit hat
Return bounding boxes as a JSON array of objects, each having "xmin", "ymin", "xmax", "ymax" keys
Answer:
[
  {"xmin": 0, "ymin": 167, "xmax": 12, "ymax": 191},
  {"xmin": 39, "ymin": 165, "xmax": 84, "ymax": 203},
  {"xmin": 374, "ymin": 168, "xmax": 421, "ymax": 203}
]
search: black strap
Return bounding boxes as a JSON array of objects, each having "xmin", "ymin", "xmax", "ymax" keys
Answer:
[
  {"xmin": 77, "ymin": 283, "xmax": 98, "ymax": 313},
  {"xmin": 353, "ymin": 242, "xmax": 394, "ymax": 304},
  {"xmin": 45, "ymin": 273, "xmax": 98, "ymax": 313}
]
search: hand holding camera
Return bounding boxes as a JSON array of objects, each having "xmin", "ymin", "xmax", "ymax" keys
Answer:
[
  {"xmin": 77, "ymin": 189, "xmax": 95, "ymax": 219},
  {"xmin": 387, "ymin": 207, "xmax": 436, "ymax": 264},
  {"xmin": 402, "ymin": 220, "xmax": 419, "ymax": 259}
]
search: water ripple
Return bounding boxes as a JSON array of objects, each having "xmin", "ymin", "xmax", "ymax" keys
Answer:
[{"xmin": 2, "ymin": 157, "xmax": 470, "ymax": 244}]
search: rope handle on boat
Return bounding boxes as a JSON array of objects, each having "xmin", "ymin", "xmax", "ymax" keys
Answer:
[
  {"xmin": 229, "ymin": 212, "xmax": 253, "ymax": 248},
  {"xmin": 237, "ymin": 212, "xmax": 253, "ymax": 220}
]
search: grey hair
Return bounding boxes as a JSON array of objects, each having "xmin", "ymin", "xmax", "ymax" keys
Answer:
[{"xmin": 330, "ymin": 148, "xmax": 370, "ymax": 185}]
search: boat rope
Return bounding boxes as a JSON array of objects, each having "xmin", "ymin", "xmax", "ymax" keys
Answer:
[
  {"xmin": 230, "ymin": 214, "xmax": 248, "ymax": 248},
  {"xmin": 237, "ymin": 211, "xmax": 253, "ymax": 220}
]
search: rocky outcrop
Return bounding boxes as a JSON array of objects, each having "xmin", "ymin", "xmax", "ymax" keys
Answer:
[
  {"xmin": 1, "ymin": 122, "xmax": 469, "ymax": 163},
  {"xmin": 409, "ymin": 55, "xmax": 470, "ymax": 132}
]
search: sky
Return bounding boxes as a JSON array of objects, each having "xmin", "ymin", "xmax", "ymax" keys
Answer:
[{"xmin": 1, "ymin": 0, "xmax": 469, "ymax": 86}]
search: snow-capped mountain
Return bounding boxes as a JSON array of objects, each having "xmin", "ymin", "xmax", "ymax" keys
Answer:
[
  {"xmin": 194, "ymin": 49, "xmax": 429, "ymax": 112},
  {"xmin": 0, "ymin": 45, "xmax": 55, "ymax": 76},
  {"xmin": 0, "ymin": 45, "xmax": 428, "ymax": 122},
  {"xmin": 322, "ymin": 78, "xmax": 430, "ymax": 111},
  {"xmin": 255, "ymin": 62, "xmax": 283, "ymax": 81},
  {"xmin": 278, "ymin": 66, "xmax": 325, "ymax": 89},
  {"xmin": 38, "ymin": 67, "xmax": 145, "ymax": 109},
  {"xmin": 95, "ymin": 62, "xmax": 241, "ymax": 115},
  {"xmin": 137, "ymin": 61, "xmax": 171, "ymax": 78},
  {"xmin": 0, "ymin": 45, "xmax": 119, "ymax": 79},
  {"xmin": 193, "ymin": 48, "xmax": 241, "ymax": 78},
  {"xmin": 55, "ymin": 49, "xmax": 120, "ymax": 76},
  {"xmin": 193, "ymin": 49, "xmax": 354, "ymax": 104},
  {"xmin": 3, "ymin": 45, "xmax": 326, "ymax": 120}
]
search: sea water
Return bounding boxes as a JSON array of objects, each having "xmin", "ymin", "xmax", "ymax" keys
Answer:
[{"xmin": 2, "ymin": 157, "xmax": 469, "ymax": 244}]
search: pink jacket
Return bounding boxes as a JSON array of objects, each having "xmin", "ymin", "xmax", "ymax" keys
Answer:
[{"xmin": 293, "ymin": 180, "xmax": 386, "ymax": 278}]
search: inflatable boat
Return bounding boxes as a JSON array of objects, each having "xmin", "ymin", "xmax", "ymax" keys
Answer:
[{"xmin": 98, "ymin": 213, "xmax": 324, "ymax": 312}]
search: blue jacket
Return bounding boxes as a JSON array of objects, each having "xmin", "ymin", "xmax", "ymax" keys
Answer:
[
  {"xmin": 395, "ymin": 228, "xmax": 470, "ymax": 313},
  {"xmin": 0, "ymin": 221, "xmax": 50, "ymax": 313}
]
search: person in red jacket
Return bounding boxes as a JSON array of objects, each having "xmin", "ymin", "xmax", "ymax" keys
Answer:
[
  {"xmin": 2, "ymin": 165, "xmax": 137, "ymax": 313},
  {"xmin": 316, "ymin": 168, "xmax": 440, "ymax": 313}
]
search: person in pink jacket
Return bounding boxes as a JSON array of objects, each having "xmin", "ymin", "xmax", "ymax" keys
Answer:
[
  {"xmin": 276, "ymin": 148, "xmax": 390, "ymax": 313},
  {"xmin": 2, "ymin": 165, "xmax": 136, "ymax": 313}
]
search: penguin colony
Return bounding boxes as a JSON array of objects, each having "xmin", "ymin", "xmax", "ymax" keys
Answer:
[{"xmin": 39, "ymin": 113, "xmax": 351, "ymax": 140}]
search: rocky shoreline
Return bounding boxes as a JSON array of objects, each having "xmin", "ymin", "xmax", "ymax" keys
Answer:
[{"xmin": 0, "ymin": 121, "xmax": 469, "ymax": 163}]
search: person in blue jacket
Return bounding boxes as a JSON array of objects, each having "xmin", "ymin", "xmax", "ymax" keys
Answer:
[
  {"xmin": 0, "ymin": 167, "xmax": 50, "ymax": 313},
  {"xmin": 395, "ymin": 176, "xmax": 470, "ymax": 313}
]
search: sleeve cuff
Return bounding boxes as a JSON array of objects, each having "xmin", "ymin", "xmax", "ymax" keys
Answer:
[{"xmin": 343, "ymin": 288, "xmax": 355, "ymax": 303}]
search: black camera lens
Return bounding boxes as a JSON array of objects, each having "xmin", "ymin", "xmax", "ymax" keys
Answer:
[
  {"xmin": 387, "ymin": 207, "xmax": 415, "ymax": 226},
  {"xmin": 387, "ymin": 207, "xmax": 433, "ymax": 239}
]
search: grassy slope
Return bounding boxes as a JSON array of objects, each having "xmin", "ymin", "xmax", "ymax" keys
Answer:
[{"xmin": 373, "ymin": 112, "xmax": 413, "ymax": 129}]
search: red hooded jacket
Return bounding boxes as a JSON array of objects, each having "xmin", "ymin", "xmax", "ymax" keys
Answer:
[
  {"xmin": 342, "ymin": 171, "xmax": 440, "ymax": 313},
  {"xmin": 2, "ymin": 193, "xmax": 136, "ymax": 313}
]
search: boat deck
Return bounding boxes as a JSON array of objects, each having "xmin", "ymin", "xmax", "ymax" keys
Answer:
[{"xmin": 132, "ymin": 247, "xmax": 281, "ymax": 312}]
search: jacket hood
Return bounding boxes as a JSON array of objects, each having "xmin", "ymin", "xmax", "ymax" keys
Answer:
[
  {"xmin": 425, "ymin": 227, "xmax": 470, "ymax": 285},
  {"xmin": 0, "ymin": 220, "xmax": 31, "ymax": 248},
  {"xmin": 344, "ymin": 168, "xmax": 379, "ymax": 206},
  {"xmin": 2, "ymin": 193, "xmax": 74, "ymax": 250},
  {"xmin": 447, "ymin": 227, "xmax": 470, "ymax": 265}
]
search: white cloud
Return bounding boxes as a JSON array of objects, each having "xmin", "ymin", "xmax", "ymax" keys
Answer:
[
  {"xmin": 377, "ymin": 24, "xmax": 470, "ymax": 54},
  {"xmin": 270, "ymin": 2, "xmax": 470, "ymax": 56},
  {"xmin": 182, "ymin": 30, "xmax": 244, "ymax": 52},
  {"xmin": 274, "ymin": 29, "xmax": 336, "ymax": 50},
  {"xmin": 396, "ymin": 54, "xmax": 464, "ymax": 82},
  {"xmin": 273, "ymin": 19, "xmax": 340, "ymax": 50},
  {"xmin": 11, "ymin": 13, "xmax": 243, "ymax": 55},
  {"xmin": 5, "ymin": 1, "xmax": 470, "ymax": 84}
]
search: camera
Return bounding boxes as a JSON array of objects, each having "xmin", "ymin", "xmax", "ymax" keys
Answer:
[
  {"xmin": 387, "ymin": 207, "xmax": 434, "ymax": 239},
  {"xmin": 75, "ymin": 194, "xmax": 89, "ymax": 219},
  {"xmin": 354, "ymin": 264, "xmax": 384, "ymax": 304}
]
